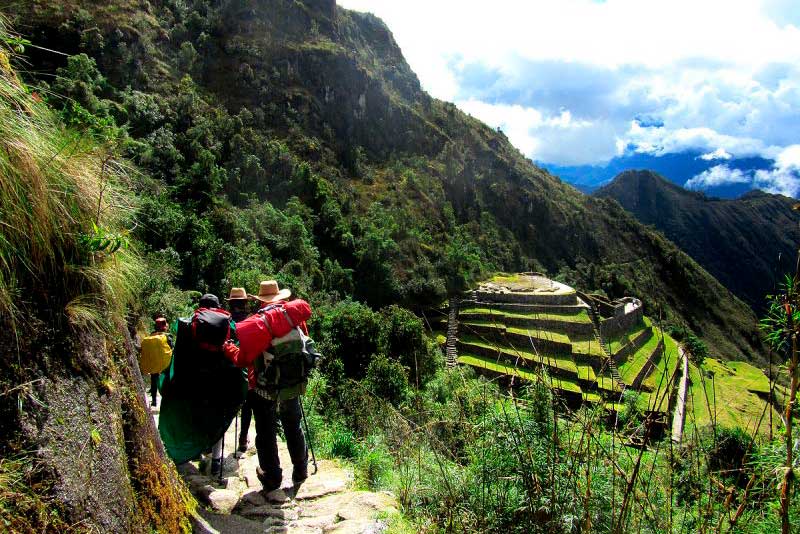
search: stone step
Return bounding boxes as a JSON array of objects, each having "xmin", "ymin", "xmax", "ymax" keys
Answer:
[
  {"xmin": 173, "ymin": 413, "xmax": 400, "ymax": 534},
  {"xmin": 445, "ymin": 297, "xmax": 460, "ymax": 368}
]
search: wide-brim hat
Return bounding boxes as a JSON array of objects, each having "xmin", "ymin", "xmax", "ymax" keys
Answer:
[
  {"xmin": 251, "ymin": 280, "xmax": 291, "ymax": 304},
  {"xmin": 227, "ymin": 287, "xmax": 248, "ymax": 301}
]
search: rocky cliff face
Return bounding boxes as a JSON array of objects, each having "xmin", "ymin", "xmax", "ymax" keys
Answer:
[
  {"xmin": 0, "ymin": 39, "xmax": 191, "ymax": 532},
  {"xmin": 0, "ymin": 325, "xmax": 191, "ymax": 533}
]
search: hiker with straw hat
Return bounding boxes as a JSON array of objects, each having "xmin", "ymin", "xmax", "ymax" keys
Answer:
[
  {"xmin": 227, "ymin": 287, "xmax": 257, "ymax": 454},
  {"xmin": 248, "ymin": 280, "xmax": 310, "ymax": 492},
  {"xmin": 250, "ymin": 280, "xmax": 292, "ymax": 305}
]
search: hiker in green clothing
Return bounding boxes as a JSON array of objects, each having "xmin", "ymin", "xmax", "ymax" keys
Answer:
[{"xmin": 158, "ymin": 293, "xmax": 247, "ymax": 470}]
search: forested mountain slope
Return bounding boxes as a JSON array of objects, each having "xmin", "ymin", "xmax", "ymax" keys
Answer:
[
  {"xmin": 596, "ymin": 170, "xmax": 800, "ymax": 312},
  {"xmin": 5, "ymin": 0, "xmax": 764, "ymax": 362}
]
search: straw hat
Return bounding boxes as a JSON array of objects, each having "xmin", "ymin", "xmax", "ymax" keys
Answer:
[
  {"xmin": 252, "ymin": 280, "xmax": 291, "ymax": 304},
  {"xmin": 227, "ymin": 287, "xmax": 248, "ymax": 301}
]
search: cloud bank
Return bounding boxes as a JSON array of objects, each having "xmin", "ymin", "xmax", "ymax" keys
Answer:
[
  {"xmin": 338, "ymin": 0, "xmax": 800, "ymax": 169},
  {"xmin": 686, "ymin": 145, "xmax": 800, "ymax": 197}
]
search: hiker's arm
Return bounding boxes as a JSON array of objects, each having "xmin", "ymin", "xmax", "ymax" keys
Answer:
[{"xmin": 222, "ymin": 340, "xmax": 259, "ymax": 367}]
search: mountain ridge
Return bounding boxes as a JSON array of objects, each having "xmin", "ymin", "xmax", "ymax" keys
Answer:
[{"xmin": 595, "ymin": 169, "xmax": 800, "ymax": 311}]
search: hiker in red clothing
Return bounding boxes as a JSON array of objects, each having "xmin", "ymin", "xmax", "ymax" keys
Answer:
[{"xmin": 223, "ymin": 280, "xmax": 317, "ymax": 493}]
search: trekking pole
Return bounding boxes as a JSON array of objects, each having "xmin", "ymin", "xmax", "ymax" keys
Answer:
[
  {"xmin": 218, "ymin": 429, "xmax": 225, "ymax": 485},
  {"xmin": 299, "ymin": 398, "xmax": 318, "ymax": 475}
]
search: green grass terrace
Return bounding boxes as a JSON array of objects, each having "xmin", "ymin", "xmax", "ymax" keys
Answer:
[
  {"xmin": 617, "ymin": 331, "xmax": 661, "ymax": 385},
  {"xmin": 458, "ymin": 335, "xmax": 578, "ymax": 374},
  {"xmin": 684, "ymin": 357, "xmax": 779, "ymax": 437},
  {"xmin": 459, "ymin": 306, "xmax": 592, "ymax": 324},
  {"xmin": 457, "ymin": 353, "xmax": 583, "ymax": 394}
]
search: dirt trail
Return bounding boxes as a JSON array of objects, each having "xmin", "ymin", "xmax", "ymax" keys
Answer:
[
  {"xmin": 152, "ymin": 404, "xmax": 398, "ymax": 534},
  {"xmin": 671, "ymin": 346, "xmax": 689, "ymax": 443}
]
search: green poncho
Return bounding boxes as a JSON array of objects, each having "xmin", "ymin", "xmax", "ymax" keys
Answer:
[{"xmin": 158, "ymin": 318, "xmax": 247, "ymax": 464}]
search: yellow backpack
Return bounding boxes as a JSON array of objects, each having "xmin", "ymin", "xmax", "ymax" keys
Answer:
[{"xmin": 139, "ymin": 333, "xmax": 172, "ymax": 374}]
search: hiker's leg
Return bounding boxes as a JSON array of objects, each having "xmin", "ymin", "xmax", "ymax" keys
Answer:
[
  {"xmin": 210, "ymin": 438, "xmax": 224, "ymax": 476},
  {"xmin": 239, "ymin": 391, "xmax": 253, "ymax": 450},
  {"xmin": 279, "ymin": 397, "xmax": 308, "ymax": 469},
  {"xmin": 252, "ymin": 394, "xmax": 281, "ymax": 483},
  {"xmin": 211, "ymin": 438, "xmax": 223, "ymax": 461},
  {"xmin": 150, "ymin": 374, "xmax": 158, "ymax": 406}
]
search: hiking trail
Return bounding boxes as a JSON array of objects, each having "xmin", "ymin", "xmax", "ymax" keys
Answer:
[
  {"xmin": 671, "ymin": 346, "xmax": 689, "ymax": 443},
  {"xmin": 152, "ymin": 405, "xmax": 399, "ymax": 534}
]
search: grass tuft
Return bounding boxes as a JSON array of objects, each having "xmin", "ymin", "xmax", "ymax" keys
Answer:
[{"xmin": 0, "ymin": 15, "xmax": 140, "ymax": 331}]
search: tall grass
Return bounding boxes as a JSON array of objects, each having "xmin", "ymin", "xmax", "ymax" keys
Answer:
[{"xmin": 0, "ymin": 16, "xmax": 141, "ymax": 331}]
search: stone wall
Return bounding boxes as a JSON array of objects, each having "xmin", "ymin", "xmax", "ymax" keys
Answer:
[
  {"xmin": 600, "ymin": 304, "xmax": 644, "ymax": 338},
  {"xmin": 457, "ymin": 341, "xmax": 576, "ymax": 379},
  {"xmin": 611, "ymin": 327, "xmax": 653, "ymax": 364},
  {"xmin": 474, "ymin": 290, "xmax": 578, "ymax": 306},
  {"xmin": 503, "ymin": 330, "xmax": 573, "ymax": 355},
  {"xmin": 467, "ymin": 365, "xmax": 583, "ymax": 408},
  {"xmin": 629, "ymin": 340, "xmax": 665, "ymax": 390},
  {"xmin": 458, "ymin": 312, "xmax": 594, "ymax": 336},
  {"xmin": 573, "ymin": 352, "xmax": 607, "ymax": 372},
  {"xmin": 473, "ymin": 301, "xmax": 589, "ymax": 314},
  {"xmin": 458, "ymin": 323, "xmax": 573, "ymax": 355}
]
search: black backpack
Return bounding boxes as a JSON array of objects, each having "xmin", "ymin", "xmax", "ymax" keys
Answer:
[{"xmin": 191, "ymin": 307, "xmax": 231, "ymax": 351}]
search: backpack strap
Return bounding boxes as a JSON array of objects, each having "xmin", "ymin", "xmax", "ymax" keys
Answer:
[
  {"xmin": 260, "ymin": 314, "xmax": 274, "ymax": 336},
  {"xmin": 257, "ymin": 303, "xmax": 283, "ymax": 336},
  {"xmin": 280, "ymin": 308, "xmax": 296, "ymax": 329}
]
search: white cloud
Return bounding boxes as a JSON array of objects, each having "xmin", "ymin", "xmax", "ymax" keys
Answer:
[
  {"xmin": 685, "ymin": 165, "xmax": 750, "ymax": 190},
  {"xmin": 753, "ymin": 144, "xmax": 800, "ymax": 196},
  {"xmin": 685, "ymin": 145, "xmax": 800, "ymax": 196},
  {"xmin": 699, "ymin": 148, "xmax": 733, "ymax": 161},
  {"xmin": 338, "ymin": 0, "xmax": 800, "ymax": 168},
  {"xmin": 626, "ymin": 122, "xmax": 777, "ymax": 159},
  {"xmin": 775, "ymin": 144, "xmax": 800, "ymax": 170},
  {"xmin": 456, "ymin": 99, "xmax": 618, "ymax": 165}
]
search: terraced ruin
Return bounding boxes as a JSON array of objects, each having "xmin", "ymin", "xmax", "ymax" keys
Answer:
[{"xmin": 446, "ymin": 273, "xmax": 681, "ymax": 420}]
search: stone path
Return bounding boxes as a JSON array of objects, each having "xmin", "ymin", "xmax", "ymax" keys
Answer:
[
  {"xmin": 445, "ymin": 298, "xmax": 460, "ymax": 368},
  {"xmin": 152, "ymin": 406, "xmax": 399, "ymax": 534},
  {"xmin": 671, "ymin": 346, "xmax": 689, "ymax": 443}
]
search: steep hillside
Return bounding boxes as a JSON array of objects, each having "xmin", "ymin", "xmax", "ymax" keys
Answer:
[
  {"xmin": 595, "ymin": 170, "xmax": 800, "ymax": 311},
  {"xmin": 0, "ymin": 26, "xmax": 192, "ymax": 533},
  {"xmin": 5, "ymin": 0, "xmax": 765, "ymax": 364}
]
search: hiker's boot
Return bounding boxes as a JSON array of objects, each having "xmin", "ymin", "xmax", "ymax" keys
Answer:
[
  {"xmin": 237, "ymin": 438, "xmax": 248, "ymax": 454},
  {"xmin": 292, "ymin": 463, "xmax": 308, "ymax": 484},
  {"xmin": 256, "ymin": 466, "xmax": 281, "ymax": 493}
]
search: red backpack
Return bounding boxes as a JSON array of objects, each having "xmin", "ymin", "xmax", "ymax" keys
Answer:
[
  {"xmin": 235, "ymin": 299, "xmax": 312, "ymax": 364},
  {"xmin": 191, "ymin": 307, "xmax": 231, "ymax": 352}
]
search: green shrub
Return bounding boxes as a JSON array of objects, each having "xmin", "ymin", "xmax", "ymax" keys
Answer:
[
  {"xmin": 317, "ymin": 300, "xmax": 382, "ymax": 380},
  {"xmin": 706, "ymin": 426, "xmax": 753, "ymax": 485},
  {"xmin": 356, "ymin": 436, "xmax": 393, "ymax": 490},
  {"xmin": 364, "ymin": 354, "xmax": 409, "ymax": 406},
  {"xmin": 329, "ymin": 426, "xmax": 359, "ymax": 459},
  {"xmin": 380, "ymin": 305, "xmax": 441, "ymax": 387}
]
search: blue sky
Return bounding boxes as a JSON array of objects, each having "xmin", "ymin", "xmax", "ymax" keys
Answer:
[{"xmin": 337, "ymin": 0, "xmax": 800, "ymax": 196}]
